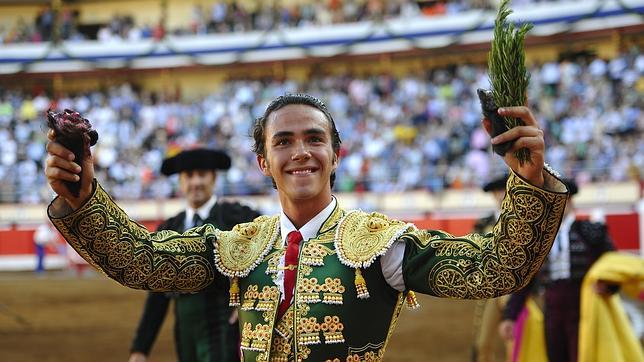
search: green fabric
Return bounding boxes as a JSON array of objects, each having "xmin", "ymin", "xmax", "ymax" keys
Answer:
[
  {"xmin": 176, "ymin": 293, "xmax": 211, "ymax": 362},
  {"xmin": 399, "ymin": 171, "xmax": 569, "ymax": 299},
  {"xmin": 240, "ymin": 228, "xmax": 402, "ymax": 361},
  {"xmin": 238, "ymin": 231, "xmax": 402, "ymax": 361}
]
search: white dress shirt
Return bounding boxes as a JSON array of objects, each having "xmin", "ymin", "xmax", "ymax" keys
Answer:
[
  {"xmin": 184, "ymin": 195, "xmax": 217, "ymax": 230},
  {"xmin": 548, "ymin": 213, "xmax": 575, "ymax": 280}
]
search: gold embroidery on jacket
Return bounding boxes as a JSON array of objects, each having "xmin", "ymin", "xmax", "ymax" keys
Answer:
[
  {"xmin": 298, "ymin": 316, "xmax": 322, "ymax": 345},
  {"xmin": 293, "ymin": 303, "xmax": 312, "ymax": 361},
  {"xmin": 265, "ymin": 249, "xmax": 285, "ymax": 274},
  {"xmin": 152, "ymin": 238, "xmax": 207, "ymax": 253},
  {"xmin": 321, "ymin": 315, "xmax": 345, "ymax": 344},
  {"xmin": 298, "ymin": 278, "xmax": 322, "ymax": 304},
  {"xmin": 301, "ymin": 242, "xmax": 332, "ymax": 266},
  {"xmin": 404, "ymin": 171, "xmax": 567, "ymax": 299},
  {"xmin": 274, "ymin": 308, "xmax": 295, "ymax": 340},
  {"xmin": 335, "ymin": 211, "xmax": 414, "ymax": 269},
  {"xmin": 49, "ymin": 183, "xmax": 215, "ymax": 292},
  {"xmin": 330, "ymin": 342, "xmax": 385, "ymax": 362},
  {"xmin": 382, "ymin": 293, "xmax": 405, "ymax": 355},
  {"xmin": 214, "ymin": 215, "xmax": 280, "ymax": 278},
  {"xmin": 322, "ymin": 278, "xmax": 345, "ymax": 305},
  {"xmin": 256, "ymin": 286, "xmax": 280, "ymax": 312},
  {"xmin": 242, "ymin": 285, "xmax": 258, "ymax": 311},
  {"xmin": 270, "ymin": 332, "xmax": 291, "ymax": 362},
  {"xmin": 319, "ymin": 204, "xmax": 344, "ymax": 233}
]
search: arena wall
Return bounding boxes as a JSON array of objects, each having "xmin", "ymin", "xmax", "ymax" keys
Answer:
[{"xmin": 1, "ymin": 181, "xmax": 641, "ymax": 270}]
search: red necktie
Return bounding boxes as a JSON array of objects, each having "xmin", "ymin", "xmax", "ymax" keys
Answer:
[{"xmin": 278, "ymin": 230, "xmax": 302, "ymax": 319}]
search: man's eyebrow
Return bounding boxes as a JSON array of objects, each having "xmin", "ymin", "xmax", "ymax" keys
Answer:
[
  {"xmin": 303, "ymin": 128, "xmax": 326, "ymax": 135},
  {"xmin": 271, "ymin": 128, "xmax": 326, "ymax": 139},
  {"xmin": 272, "ymin": 131, "xmax": 293, "ymax": 140}
]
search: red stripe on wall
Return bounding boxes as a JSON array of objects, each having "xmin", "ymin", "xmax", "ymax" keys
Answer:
[
  {"xmin": 606, "ymin": 213, "xmax": 640, "ymax": 250},
  {"xmin": 0, "ymin": 215, "xmax": 639, "ymax": 255},
  {"xmin": 0, "ymin": 229, "xmax": 38, "ymax": 255}
]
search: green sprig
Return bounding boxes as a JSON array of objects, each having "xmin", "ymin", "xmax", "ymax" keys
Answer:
[{"xmin": 488, "ymin": 0, "xmax": 533, "ymax": 164}]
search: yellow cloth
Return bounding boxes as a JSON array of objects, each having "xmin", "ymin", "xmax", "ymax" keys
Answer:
[
  {"xmin": 516, "ymin": 297, "xmax": 547, "ymax": 362},
  {"xmin": 579, "ymin": 252, "xmax": 644, "ymax": 362}
]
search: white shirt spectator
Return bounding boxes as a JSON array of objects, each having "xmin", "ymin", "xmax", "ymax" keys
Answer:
[{"xmin": 34, "ymin": 222, "xmax": 57, "ymax": 246}]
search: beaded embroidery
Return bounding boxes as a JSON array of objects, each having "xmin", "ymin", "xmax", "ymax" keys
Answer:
[
  {"xmin": 321, "ymin": 316, "xmax": 345, "ymax": 344},
  {"xmin": 241, "ymin": 284, "xmax": 258, "ymax": 311},
  {"xmin": 213, "ymin": 215, "xmax": 280, "ymax": 278}
]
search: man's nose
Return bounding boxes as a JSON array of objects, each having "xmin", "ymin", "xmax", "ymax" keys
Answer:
[
  {"xmin": 188, "ymin": 175, "xmax": 204, "ymax": 185},
  {"xmin": 291, "ymin": 140, "xmax": 311, "ymax": 161}
]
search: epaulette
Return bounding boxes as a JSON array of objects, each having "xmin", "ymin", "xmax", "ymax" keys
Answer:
[
  {"xmin": 213, "ymin": 215, "xmax": 280, "ymax": 278},
  {"xmin": 335, "ymin": 210, "xmax": 415, "ymax": 299}
]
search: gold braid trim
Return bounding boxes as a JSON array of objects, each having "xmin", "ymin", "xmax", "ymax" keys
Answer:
[
  {"xmin": 335, "ymin": 210, "xmax": 415, "ymax": 269},
  {"xmin": 213, "ymin": 215, "xmax": 280, "ymax": 278},
  {"xmin": 382, "ymin": 293, "xmax": 405, "ymax": 356},
  {"xmin": 48, "ymin": 181, "xmax": 215, "ymax": 292}
]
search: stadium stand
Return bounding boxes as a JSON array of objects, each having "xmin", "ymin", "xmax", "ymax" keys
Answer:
[
  {"xmin": 0, "ymin": 53, "xmax": 641, "ymax": 204},
  {"xmin": 2, "ymin": 0, "xmax": 574, "ymax": 44}
]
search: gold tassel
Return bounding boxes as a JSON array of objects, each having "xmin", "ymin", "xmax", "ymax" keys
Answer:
[
  {"xmin": 229, "ymin": 277, "xmax": 240, "ymax": 307},
  {"xmin": 405, "ymin": 291, "xmax": 420, "ymax": 309},
  {"xmin": 354, "ymin": 268, "xmax": 370, "ymax": 299}
]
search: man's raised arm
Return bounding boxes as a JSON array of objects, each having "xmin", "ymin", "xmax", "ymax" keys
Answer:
[
  {"xmin": 45, "ymin": 129, "xmax": 219, "ymax": 293},
  {"xmin": 397, "ymin": 106, "xmax": 569, "ymax": 299}
]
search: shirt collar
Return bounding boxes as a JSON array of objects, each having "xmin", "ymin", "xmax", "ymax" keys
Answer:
[
  {"xmin": 185, "ymin": 195, "xmax": 217, "ymax": 226},
  {"xmin": 280, "ymin": 197, "xmax": 337, "ymax": 245}
]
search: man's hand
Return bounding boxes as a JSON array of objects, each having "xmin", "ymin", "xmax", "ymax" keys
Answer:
[
  {"xmin": 128, "ymin": 352, "xmax": 147, "ymax": 362},
  {"xmin": 482, "ymin": 106, "xmax": 545, "ymax": 187},
  {"xmin": 498, "ymin": 319, "xmax": 515, "ymax": 341},
  {"xmin": 45, "ymin": 129, "xmax": 94, "ymax": 210},
  {"xmin": 228, "ymin": 308, "xmax": 238, "ymax": 325},
  {"xmin": 593, "ymin": 280, "xmax": 619, "ymax": 296}
]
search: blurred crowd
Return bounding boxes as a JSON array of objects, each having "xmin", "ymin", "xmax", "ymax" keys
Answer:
[
  {"xmin": 0, "ymin": 50, "xmax": 641, "ymax": 204},
  {"xmin": 2, "ymin": 0, "xmax": 563, "ymax": 44},
  {"xmin": 1, "ymin": 7, "xmax": 83, "ymax": 44}
]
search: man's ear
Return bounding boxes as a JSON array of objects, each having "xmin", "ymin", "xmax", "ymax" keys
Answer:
[
  {"xmin": 332, "ymin": 151, "xmax": 339, "ymax": 168},
  {"xmin": 257, "ymin": 155, "xmax": 271, "ymax": 176}
]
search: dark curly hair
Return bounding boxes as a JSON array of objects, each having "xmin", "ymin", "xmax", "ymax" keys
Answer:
[{"xmin": 251, "ymin": 93, "xmax": 342, "ymax": 188}]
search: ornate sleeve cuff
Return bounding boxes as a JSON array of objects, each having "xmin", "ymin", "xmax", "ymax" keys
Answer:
[{"xmin": 48, "ymin": 180, "xmax": 216, "ymax": 292}]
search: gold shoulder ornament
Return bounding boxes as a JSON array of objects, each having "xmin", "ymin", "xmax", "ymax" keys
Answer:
[
  {"xmin": 335, "ymin": 210, "xmax": 415, "ymax": 299},
  {"xmin": 213, "ymin": 215, "xmax": 280, "ymax": 307}
]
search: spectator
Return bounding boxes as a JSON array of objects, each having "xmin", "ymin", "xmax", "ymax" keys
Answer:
[{"xmin": 33, "ymin": 220, "xmax": 58, "ymax": 274}]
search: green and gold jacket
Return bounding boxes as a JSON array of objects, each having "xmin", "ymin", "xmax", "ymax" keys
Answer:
[{"xmin": 49, "ymin": 171, "xmax": 568, "ymax": 361}]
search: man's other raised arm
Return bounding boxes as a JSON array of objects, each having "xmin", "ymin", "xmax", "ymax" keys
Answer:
[{"xmin": 46, "ymin": 129, "xmax": 219, "ymax": 292}]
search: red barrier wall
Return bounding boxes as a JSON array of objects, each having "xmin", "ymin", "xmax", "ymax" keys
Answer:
[
  {"xmin": 1, "ymin": 214, "xmax": 639, "ymax": 255},
  {"xmin": 0, "ymin": 221, "xmax": 161, "ymax": 256},
  {"xmin": 605, "ymin": 213, "xmax": 640, "ymax": 250},
  {"xmin": 0, "ymin": 229, "xmax": 40, "ymax": 255}
]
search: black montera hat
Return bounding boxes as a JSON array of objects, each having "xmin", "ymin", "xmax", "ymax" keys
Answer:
[
  {"xmin": 562, "ymin": 178, "xmax": 578, "ymax": 196},
  {"xmin": 161, "ymin": 148, "xmax": 231, "ymax": 176},
  {"xmin": 483, "ymin": 175, "xmax": 509, "ymax": 192}
]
